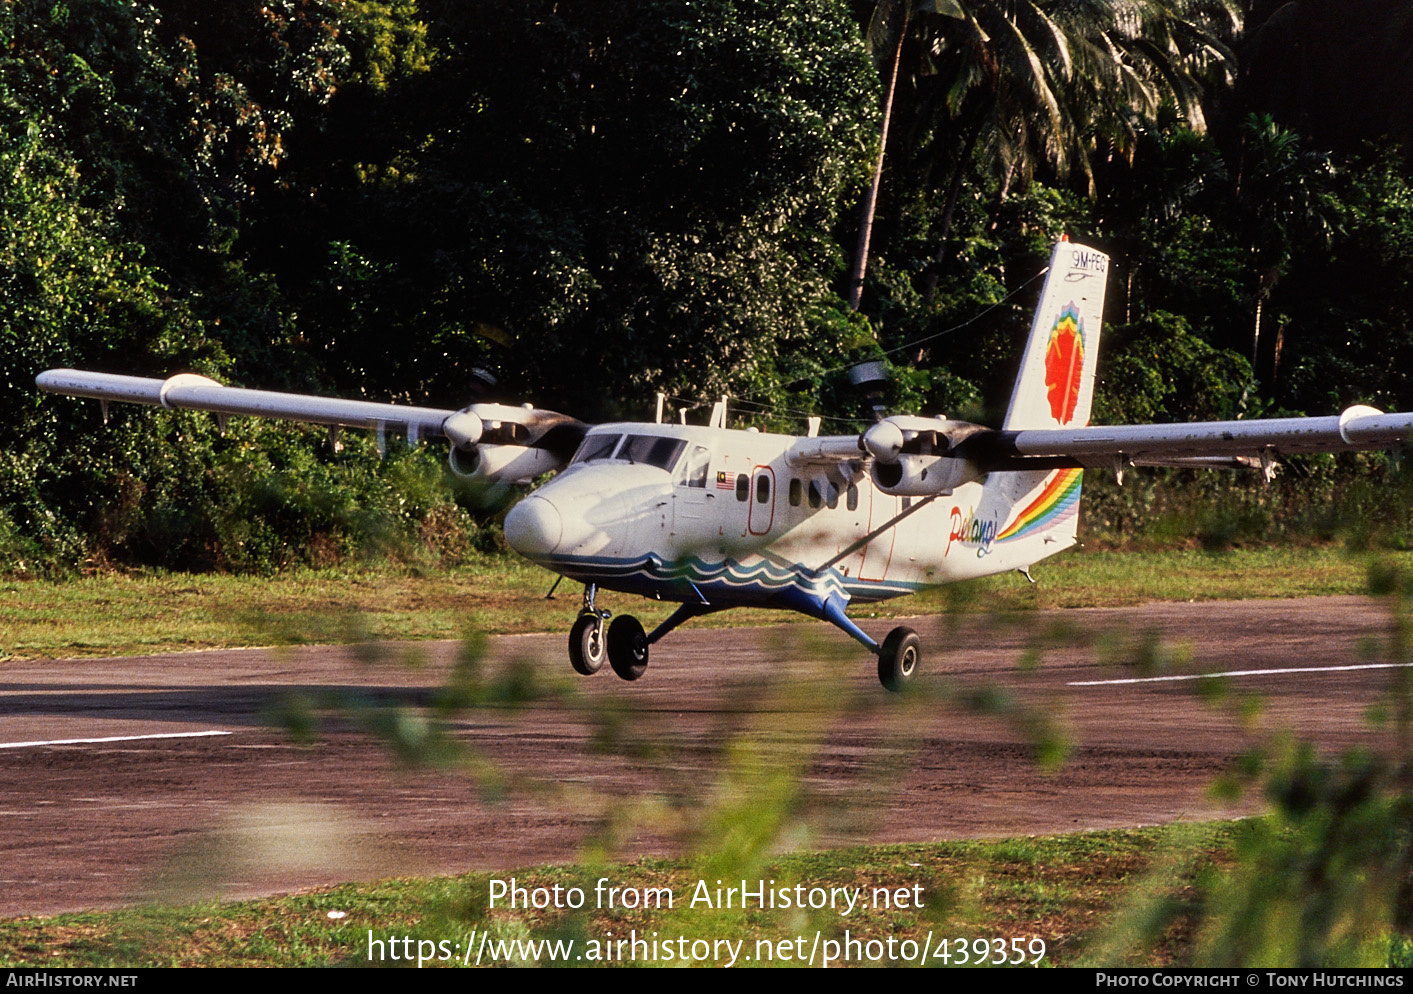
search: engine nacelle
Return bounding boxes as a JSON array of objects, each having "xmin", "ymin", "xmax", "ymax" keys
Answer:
[
  {"xmin": 862, "ymin": 416, "xmax": 992, "ymax": 496},
  {"xmin": 448, "ymin": 443, "xmax": 564, "ymax": 485},
  {"xmin": 869, "ymin": 453, "xmax": 984, "ymax": 497}
]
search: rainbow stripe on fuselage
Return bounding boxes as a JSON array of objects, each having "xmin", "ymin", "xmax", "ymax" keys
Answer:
[{"xmin": 996, "ymin": 468, "xmax": 1082, "ymax": 543}]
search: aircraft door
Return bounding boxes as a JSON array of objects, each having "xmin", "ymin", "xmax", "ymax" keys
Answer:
[
  {"xmin": 670, "ymin": 445, "xmax": 716, "ymax": 553},
  {"xmin": 856, "ymin": 484, "xmax": 898, "ymax": 582},
  {"xmin": 747, "ymin": 466, "xmax": 776, "ymax": 536}
]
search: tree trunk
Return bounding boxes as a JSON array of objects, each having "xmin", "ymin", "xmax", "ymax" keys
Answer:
[
  {"xmin": 923, "ymin": 113, "xmax": 985, "ymax": 301},
  {"xmin": 846, "ymin": 12, "xmax": 908, "ymax": 313},
  {"xmin": 1252, "ymin": 294, "xmax": 1262, "ymax": 369}
]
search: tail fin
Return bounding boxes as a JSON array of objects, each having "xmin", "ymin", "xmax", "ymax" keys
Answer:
[
  {"xmin": 980, "ymin": 240, "xmax": 1108, "ymax": 566},
  {"xmin": 1003, "ymin": 239, "xmax": 1110, "ymax": 430}
]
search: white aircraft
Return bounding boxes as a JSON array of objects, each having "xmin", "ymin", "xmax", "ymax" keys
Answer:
[{"xmin": 36, "ymin": 239, "xmax": 1413, "ymax": 690}]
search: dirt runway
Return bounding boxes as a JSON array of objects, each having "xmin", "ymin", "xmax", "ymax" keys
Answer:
[{"xmin": 0, "ymin": 596, "xmax": 1404, "ymax": 918}]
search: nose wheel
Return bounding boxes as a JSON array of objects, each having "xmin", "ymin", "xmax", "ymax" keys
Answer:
[
  {"xmin": 569, "ymin": 614, "xmax": 607, "ymax": 675},
  {"xmin": 568, "ymin": 583, "xmax": 612, "ymax": 676}
]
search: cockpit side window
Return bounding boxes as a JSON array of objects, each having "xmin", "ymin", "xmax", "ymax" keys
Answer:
[
  {"xmin": 674, "ymin": 445, "xmax": 711, "ymax": 488},
  {"xmin": 621, "ymin": 434, "xmax": 688, "ymax": 471},
  {"xmin": 573, "ymin": 433, "xmax": 622, "ymax": 463}
]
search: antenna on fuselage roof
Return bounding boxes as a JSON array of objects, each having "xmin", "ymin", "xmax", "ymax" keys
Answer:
[
  {"xmin": 709, "ymin": 396, "xmax": 728, "ymax": 429},
  {"xmin": 655, "ymin": 392, "xmax": 665, "ymax": 424}
]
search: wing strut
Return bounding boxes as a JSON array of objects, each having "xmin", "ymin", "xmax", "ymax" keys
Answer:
[{"xmin": 814, "ymin": 495, "xmax": 939, "ymax": 573}]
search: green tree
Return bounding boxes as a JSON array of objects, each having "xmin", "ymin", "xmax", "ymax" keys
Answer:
[
  {"xmin": 1235, "ymin": 114, "xmax": 1340, "ymax": 389},
  {"xmin": 845, "ymin": 0, "xmax": 1241, "ymax": 315},
  {"xmin": 320, "ymin": 0, "xmax": 880, "ymax": 418}
]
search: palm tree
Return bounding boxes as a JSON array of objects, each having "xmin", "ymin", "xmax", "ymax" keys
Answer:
[
  {"xmin": 845, "ymin": 0, "xmax": 964, "ymax": 312},
  {"xmin": 846, "ymin": 0, "xmax": 1243, "ymax": 307}
]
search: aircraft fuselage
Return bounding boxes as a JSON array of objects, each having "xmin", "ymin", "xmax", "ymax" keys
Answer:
[{"xmin": 503, "ymin": 422, "xmax": 1077, "ymax": 617}]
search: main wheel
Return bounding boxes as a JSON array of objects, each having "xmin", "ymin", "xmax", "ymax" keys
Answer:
[
  {"xmin": 877, "ymin": 626, "xmax": 920, "ymax": 692},
  {"xmin": 569, "ymin": 614, "xmax": 606, "ymax": 675},
  {"xmin": 607, "ymin": 615, "xmax": 649, "ymax": 681}
]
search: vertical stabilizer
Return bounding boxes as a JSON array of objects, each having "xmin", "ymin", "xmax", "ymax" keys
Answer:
[
  {"xmin": 1003, "ymin": 240, "xmax": 1110, "ymax": 430},
  {"xmin": 976, "ymin": 240, "xmax": 1109, "ymax": 567}
]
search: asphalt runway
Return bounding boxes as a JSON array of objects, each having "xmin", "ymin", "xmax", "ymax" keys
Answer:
[{"xmin": 0, "ymin": 595, "xmax": 1405, "ymax": 918}]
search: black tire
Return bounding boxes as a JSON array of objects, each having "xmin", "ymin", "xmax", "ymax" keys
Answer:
[
  {"xmin": 878, "ymin": 626, "xmax": 920, "ymax": 692},
  {"xmin": 569, "ymin": 614, "xmax": 605, "ymax": 675},
  {"xmin": 607, "ymin": 615, "xmax": 649, "ymax": 681}
]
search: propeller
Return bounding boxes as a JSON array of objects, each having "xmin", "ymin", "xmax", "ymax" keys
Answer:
[
  {"xmin": 442, "ymin": 410, "xmax": 484, "ymax": 450},
  {"xmin": 862, "ymin": 419, "xmax": 905, "ymax": 463}
]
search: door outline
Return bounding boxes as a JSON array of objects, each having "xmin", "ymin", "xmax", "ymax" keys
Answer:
[
  {"xmin": 747, "ymin": 465, "xmax": 776, "ymax": 536},
  {"xmin": 857, "ymin": 485, "xmax": 897, "ymax": 581}
]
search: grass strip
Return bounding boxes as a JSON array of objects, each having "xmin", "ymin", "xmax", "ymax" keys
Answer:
[
  {"xmin": 0, "ymin": 546, "xmax": 1392, "ymax": 661},
  {"xmin": 0, "ymin": 824, "xmax": 1239, "ymax": 968}
]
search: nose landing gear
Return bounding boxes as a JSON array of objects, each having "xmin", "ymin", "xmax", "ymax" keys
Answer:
[
  {"xmin": 568, "ymin": 583, "xmax": 610, "ymax": 676},
  {"xmin": 567, "ymin": 584, "xmax": 650, "ymax": 681},
  {"xmin": 569, "ymin": 614, "xmax": 607, "ymax": 675}
]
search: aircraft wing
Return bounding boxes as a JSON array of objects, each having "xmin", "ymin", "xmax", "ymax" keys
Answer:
[
  {"xmin": 980, "ymin": 405, "xmax": 1413, "ymax": 469},
  {"xmin": 37, "ymin": 369, "xmax": 459, "ymax": 437},
  {"xmin": 35, "ymin": 368, "xmax": 589, "ymax": 483},
  {"xmin": 783, "ymin": 405, "xmax": 1413, "ymax": 498}
]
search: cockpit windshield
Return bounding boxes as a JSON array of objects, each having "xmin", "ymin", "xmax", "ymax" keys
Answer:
[
  {"xmin": 573, "ymin": 433, "xmax": 622, "ymax": 463},
  {"xmin": 570, "ymin": 432, "xmax": 688, "ymax": 473},
  {"xmin": 619, "ymin": 434, "xmax": 687, "ymax": 470}
]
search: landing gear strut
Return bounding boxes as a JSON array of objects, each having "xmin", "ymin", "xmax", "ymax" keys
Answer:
[
  {"xmin": 816, "ymin": 593, "xmax": 922, "ymax": 692},
  {"xmin": 568, "ymin": 584, "xmax": 610, "ymax": 676}
]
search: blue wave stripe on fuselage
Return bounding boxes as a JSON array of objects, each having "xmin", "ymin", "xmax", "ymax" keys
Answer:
[{"xmin": 540, "ymin": 552, "xmax": 921, "ymax": 611}]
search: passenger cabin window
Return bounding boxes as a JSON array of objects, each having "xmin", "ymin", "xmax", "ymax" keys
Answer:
[
  {"xmin": 756, "ymin": 474, "xmax": 771, "ymax": 504},
  {"xmin": 846, "ymin": 483, "xmax": 859, "ymax": 511},
  {"xmin": 735, "ymin": 474, "xmax": 749, "ymax": 501},
  {"xmin": 674, "ymin": 445, "xmax": 711, "ymax": 488},
  {"xmin": 826, "ymin": 481, "xmax": 839, "ymax": 509},
  {"xmin": 788, "ymin": 478, "xmax": 802, "ymax": 507},
  {"xmin": 807, "ymin": 480, "xmax": 822, "ymax": 509}
]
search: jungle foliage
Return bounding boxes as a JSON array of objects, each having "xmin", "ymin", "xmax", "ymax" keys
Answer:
[{"xmin": 5, "ymin": 0, "xmax": 1413, "ymax": 573}]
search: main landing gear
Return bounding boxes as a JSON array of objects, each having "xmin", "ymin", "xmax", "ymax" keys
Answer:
[
  {"xmin": 606, "ymin": 615, "xmax": 648, "ymax": 681},
  {"xmin": 876, "ymin": 626, "xmax": 920, "ymax": 693},
  {"xmin": 567, "ymin": 584, "xmax": 920, "ymax": 692},
  {"xmin": 816, "ymin": 596, "xmax": 920, "ymax": 692}
]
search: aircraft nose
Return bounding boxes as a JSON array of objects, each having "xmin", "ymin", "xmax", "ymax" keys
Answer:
[{"xmin": 504, "ymin": 496, "xmax": 562, "ymax": 558}]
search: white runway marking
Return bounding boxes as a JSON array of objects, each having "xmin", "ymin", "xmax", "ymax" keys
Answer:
[
  {"xmin": 0, "ymin": 730, "xmax": 234, "ymax": 750},
  {"xmin": 1069, "ymin": 662, "xmax": 1413, "ymax": 687}
]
